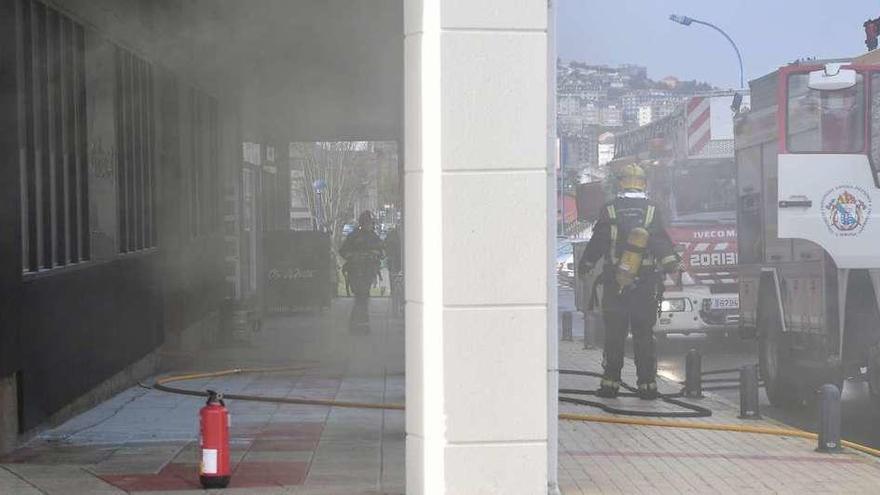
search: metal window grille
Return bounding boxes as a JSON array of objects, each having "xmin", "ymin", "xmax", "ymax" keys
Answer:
[
  {"xmin": 114, "ymin": 46, "xmax": 156, "ymax": 253},
  {"xmin": 15, "ymin": 0, "xmax": 89, "ymax": 272},
  {"xmin": 188, "ymin": 90, "xmax": 219, "ymax": 238},
  {"xmin": 189, "ymin": 88, "xmax": 200, "ymax": 237}
]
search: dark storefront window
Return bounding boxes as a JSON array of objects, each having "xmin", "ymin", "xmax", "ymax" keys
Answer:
[
  {"xmin": 114, "ymin": 47, "xmax": 156, "ymax": 253},
  {"xmin": 187, "ymin": 89, "xmax": 220, "ymax": 239},
  {"xmin": 16, "ymin": 0, "xmax": 90, "ymax": 272}
]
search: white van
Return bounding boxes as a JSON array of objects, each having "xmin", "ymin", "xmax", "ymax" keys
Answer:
[{"xmin": 654, "ymin": 289, "xmax": 737, "ymax": 339}]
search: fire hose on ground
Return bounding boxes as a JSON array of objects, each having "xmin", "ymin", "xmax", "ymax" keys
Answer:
[
  {"xmin": 557, "ymin": 369, "xmax": 712, "ymax": 418},
  {"xmin": 141, "ymin": 365, "xmax": 880, "ymax": 459},
  {"xmin": 147, "ymin": 365, "xmax": 403, "ymax": 411}
]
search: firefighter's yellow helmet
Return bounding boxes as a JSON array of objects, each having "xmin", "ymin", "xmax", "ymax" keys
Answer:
[{"xmin": 617, "ymin": 163, "xmax": 646, "ymax": 192}]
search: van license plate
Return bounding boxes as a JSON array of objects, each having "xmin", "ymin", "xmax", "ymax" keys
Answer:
[{"xmin": 711, "ymin": 297, "xmax": 739, "ymax": 310}]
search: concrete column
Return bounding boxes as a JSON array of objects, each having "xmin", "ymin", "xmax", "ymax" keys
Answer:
[
  {"xmin": 404, "ymin": 1, "xmax": 554, "ymax": 493},
  {"xmin": 545, "ymin": 5, "xmax": 560, "ymax": 494}
]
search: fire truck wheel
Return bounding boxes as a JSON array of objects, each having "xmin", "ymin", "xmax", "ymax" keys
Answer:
[{"xmin": 758, "ymin": 297, "xmax": 800, "ymax": 408}]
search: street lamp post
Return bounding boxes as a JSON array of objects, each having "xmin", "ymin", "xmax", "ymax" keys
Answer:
[
  {"xmin": 312, "ymin": 178, "xmax": 327, "ymax": 231},
  {"xmin": 669, "ymin": 14, "xmax": 744, "ymax": 89}
]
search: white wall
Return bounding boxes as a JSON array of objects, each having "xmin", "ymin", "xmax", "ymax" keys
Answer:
[{"xmin": 405, "ymin": 0, "xmax": 555, "ymax": 493}]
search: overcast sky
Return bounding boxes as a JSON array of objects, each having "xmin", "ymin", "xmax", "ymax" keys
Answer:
[{"xmin": 557, "ymin": 0, "xmax": 877, "ymax": 89}]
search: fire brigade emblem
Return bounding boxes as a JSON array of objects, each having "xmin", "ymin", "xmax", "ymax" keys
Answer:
[{"xmin": 822, "ymin": 186, "xmax": 872, "ymax": 236}]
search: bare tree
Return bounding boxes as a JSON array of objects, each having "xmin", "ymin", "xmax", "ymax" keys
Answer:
[{"xmin": 290, "ymin": 141, "xmax": 376, "ymax": 254}]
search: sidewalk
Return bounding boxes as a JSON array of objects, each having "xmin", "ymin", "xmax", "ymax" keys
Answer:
[
  {"xmin": 557, "ymin": 340, "xmax": 880, "ymax": 494},
  {"xmin": 1, "ymin": 297, "xmax": 404, "ymax": 494},
  {"xmin": 4, "ymin": 299, "xmax": 880, "ymax": 494}
]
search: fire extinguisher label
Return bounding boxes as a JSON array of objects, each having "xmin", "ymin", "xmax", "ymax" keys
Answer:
[{"xmin": 201, "ymin": 449, "xmax": 218, "ymax": 474}]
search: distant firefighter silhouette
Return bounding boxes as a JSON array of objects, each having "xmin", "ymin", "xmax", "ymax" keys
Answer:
[{"xmin": 340, "ymin": 211, "xmax": 383, "ymax": 334}]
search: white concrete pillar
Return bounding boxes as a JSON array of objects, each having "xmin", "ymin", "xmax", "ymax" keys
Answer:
[{"xmin": 404, "ymin": 1, "xmax": 555, "ymax": 493}]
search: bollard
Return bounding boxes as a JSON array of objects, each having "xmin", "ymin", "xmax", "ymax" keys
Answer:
[
  {"xmin": 738, "ymin": 365, "xmax": 761, "ymax": 419},
  {"xmin": 684, "ymin": 349, "xmax": 703, "ymax": 398},
  {"xmin": 583, "ymin": 311, "xmax": 596, "ymax": 349},
  {"xmin": 562, "ymin": 311, "xmax": 573, "ymax": 341},
  {"xmin": 816, "ymin": 384, "xmax": 842, "ymax": 453}
]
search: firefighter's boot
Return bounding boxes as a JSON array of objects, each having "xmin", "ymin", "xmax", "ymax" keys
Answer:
[
  {"xmin": 638, "ymin": 382, "xmax": 659, "ymax": 400},
  {"xmin": 596, "ymin": 378, "xmax": 620, "ymax": 398}
]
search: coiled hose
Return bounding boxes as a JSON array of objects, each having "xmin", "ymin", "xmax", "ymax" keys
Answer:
[{"xmin": 558, "ymin": 369, "xmax": 712, "ymax": 418}]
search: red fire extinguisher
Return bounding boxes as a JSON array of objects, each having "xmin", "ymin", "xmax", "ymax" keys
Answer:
[{"xmin": 199, "ymin": 390, "xmax": 231, "ymax": 488}]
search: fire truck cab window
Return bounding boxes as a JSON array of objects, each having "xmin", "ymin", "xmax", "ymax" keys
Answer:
[
  {"xmin": 671, "ymin": 162, "xmax": 736, "ymax": 218},
  {"xmin": 787, "ymin": 72, "xmax": 864, "ymax": 153}
]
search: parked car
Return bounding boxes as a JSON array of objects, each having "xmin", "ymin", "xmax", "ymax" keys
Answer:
[{"xmin": 556, "ymin": 240, "xmax": 574, "ymax": 286}]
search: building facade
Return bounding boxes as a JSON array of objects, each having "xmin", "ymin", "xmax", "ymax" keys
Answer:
[{"xmin": 0, "ymin": 0, "xmax": 400, "ymax": 455}]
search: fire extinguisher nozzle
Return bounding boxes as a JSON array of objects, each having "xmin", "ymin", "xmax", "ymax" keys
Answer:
[{"xmin": 205, "ymin": 389, "xmax": 225, "ymax": 405}]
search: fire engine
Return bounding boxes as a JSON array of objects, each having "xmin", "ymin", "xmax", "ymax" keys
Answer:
[{"xmin": 735, "ymin": 53, "xmax": 880, "ymax": 406}]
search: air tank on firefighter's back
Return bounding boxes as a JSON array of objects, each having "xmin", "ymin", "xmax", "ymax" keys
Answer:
[{"xmin": 615, "ymin": 227, "xmax": 650, "ymax": 290}]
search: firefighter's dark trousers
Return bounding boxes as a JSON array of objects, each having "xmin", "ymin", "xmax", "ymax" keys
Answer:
[
  {"xmin": 601, "ymin": 280, "xmax": 659, "ymax": 385},
  {"xmin": 348, "ymin": 271, "xmax": 373, "ymax": 333}
]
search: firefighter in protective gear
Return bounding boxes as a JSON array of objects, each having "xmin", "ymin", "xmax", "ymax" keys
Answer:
[
  {"xmin": 340, "ymin": 211, "xmax": 384, "ymax": 334},
  {"xmin": 578, "ymin": 163, "xmax": 680, "ymax": 400}
]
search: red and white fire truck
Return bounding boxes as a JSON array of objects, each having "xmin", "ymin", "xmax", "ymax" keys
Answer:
[{"xmin": 735, "ymin": 54, "xmax": 880, "ymax": 406}]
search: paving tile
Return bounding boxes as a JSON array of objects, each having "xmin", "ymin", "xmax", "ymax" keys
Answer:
[
  {"xmin": 292, "ymin": 486, "xmax": 391, "ymax": 495},
  {"xmin": 0, "ymin": 466, "xmax": 43, "ymax": 495},
  {"xmin": 89, "ymin": 443, "xmax": 186, "ymax": 475},
  {"xmin": 4, "ymin": 464, "xmax": 125, "ymax": 494},
  {"xmin": 1, "ymin": 443, "xmax": 116, "ymax": 465},
  {"xmin": 257, "ymin": 422, "xmax": 325, "ymax": 439},
  {"xmin": 228, "ymin": 461, "xmax": 309, "ymax": 488},
  {"xmin": 251, "ymin": 437, "xmax": 320, "ymax": 451},
  {"xmin": 100, "ymin": 462, "xmax": 202, "ymax": 492},
  {"xmin": 244, "ymin": 450, "xmax": 314, "ymax": 463}
]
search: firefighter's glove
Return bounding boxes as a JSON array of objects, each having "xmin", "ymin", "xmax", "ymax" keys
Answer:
[{"xmin": 660, "ymin": 255, "xmax": 683, "ymax": 274}]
